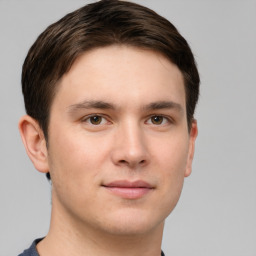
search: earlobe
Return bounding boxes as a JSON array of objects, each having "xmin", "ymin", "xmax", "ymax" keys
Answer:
[
  {"xmin": 18, "ymin": 115, "xmax": 49, "ymax": 173},
  {"xmin": 184, "ymin": 120, "xmax": 198, "ymax": 177}
]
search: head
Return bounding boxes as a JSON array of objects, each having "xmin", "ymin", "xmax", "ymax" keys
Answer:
[{"xmin": 19, "ymin": 0, "xmax": 200, "ymax": 238}]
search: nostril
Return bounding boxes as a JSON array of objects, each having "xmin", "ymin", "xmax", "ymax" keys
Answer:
[{"xmin": 118, "ymin": 159, "xmax": 146, "ymax": 166}]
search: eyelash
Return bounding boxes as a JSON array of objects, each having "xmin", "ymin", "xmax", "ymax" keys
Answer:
[{"xmin": 81, "ymin": 114, "xmax": 173, "ymax": 126}]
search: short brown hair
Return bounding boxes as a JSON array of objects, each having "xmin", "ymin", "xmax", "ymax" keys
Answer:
[{"xmin": 22, "ymin": 0, "xmax": 200, "ymax": 141}]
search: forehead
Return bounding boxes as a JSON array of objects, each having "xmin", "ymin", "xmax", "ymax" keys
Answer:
[{"xmin": 53, "ymin": 45, "xmax": 186, "ymax": 111}]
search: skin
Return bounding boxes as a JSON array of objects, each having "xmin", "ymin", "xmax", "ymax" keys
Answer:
[{"xmin": 19, "ymin": 45, "xmax": 197, "ymax": 256}]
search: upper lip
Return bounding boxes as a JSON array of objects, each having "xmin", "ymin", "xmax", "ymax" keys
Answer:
[{"xmin": 103, "ymin": 180, "xmax": 154, "ymax": 188}]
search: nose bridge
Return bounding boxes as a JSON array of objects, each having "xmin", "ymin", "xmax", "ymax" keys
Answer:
[{"xmin": 112, "ymin": 118, "xmax": 149, "ymax": 167}]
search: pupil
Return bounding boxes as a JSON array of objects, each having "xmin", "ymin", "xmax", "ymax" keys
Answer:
[
  {"xmin": 152, "ymin": 116, "xmax": 163, "ymax": 124},
  {"xmin": 90, "ymin": 116, "xmax": 101, "ymax": 124}
]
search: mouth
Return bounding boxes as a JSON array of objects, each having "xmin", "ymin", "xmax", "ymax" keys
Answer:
[{"xmin": 102, "ymin": 180, "xmax": 154, "ymax": 199}]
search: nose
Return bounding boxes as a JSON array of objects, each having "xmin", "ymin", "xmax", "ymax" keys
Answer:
[{"xmin": 111, "ymin": 123, "xmax": 150, "ymax": 169}]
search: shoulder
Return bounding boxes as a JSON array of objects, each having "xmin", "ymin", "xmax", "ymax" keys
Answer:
[{"xmin": 18, "ymin": 238, "xmax": 43, "ymax": 256}]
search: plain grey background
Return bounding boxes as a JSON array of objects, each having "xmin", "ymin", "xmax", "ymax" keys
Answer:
[{"xmin": 0, "ymin": 0, "xmax": 255, "ymax": 255}]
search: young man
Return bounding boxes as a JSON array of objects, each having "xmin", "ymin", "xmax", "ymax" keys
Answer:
[{"xmin": 18, "ymin": 1, "xmax": 199, "ymax": 255}]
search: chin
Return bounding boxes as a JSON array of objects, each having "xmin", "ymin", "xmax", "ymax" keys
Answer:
[{"xmin": 98, "ymin": 208, "xmax": 166, "ymax": 236}]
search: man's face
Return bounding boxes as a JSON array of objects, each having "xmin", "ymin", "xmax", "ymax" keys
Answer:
[{"xmin": 46, "ymin": 45, "xmax": 197, "ymax": 235}]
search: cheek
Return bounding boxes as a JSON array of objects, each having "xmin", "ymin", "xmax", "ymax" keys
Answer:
[
  {"xmin": 48, "ymin": 128, "xmax": 96, "ymax": 187},
  {"xmin": 152, "ymin": 135, "xmax": 189, "ymax": 208},
  {"xmin": 47, "ymin": 132, "xmax": 103, "ymax": 216},
  {"xmin": 153, "ymin": 133, "xmax": 189, "ymax": 174},
  {"xmin": 50, "ymin": 125, "xmax": 105, "ymax": 166},
  {"xmin": 47, "ymin": 125, "xmax": 115, "ymax": 197}
]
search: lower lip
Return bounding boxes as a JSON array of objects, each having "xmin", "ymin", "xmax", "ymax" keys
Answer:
[{"xmin": 104, "ymin": 187, "xmax": 152, "ymax": 199}]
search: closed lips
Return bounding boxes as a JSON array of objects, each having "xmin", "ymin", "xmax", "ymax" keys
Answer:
[{"xmin": 102, "ymin": 180, "xmax": 154, "ymax": 199}]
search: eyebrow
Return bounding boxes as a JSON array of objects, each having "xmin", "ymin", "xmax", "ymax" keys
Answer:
[
  {"xmin": 143, "ymin": 101, "xmax": 184, "ymax": 113},
  {"xmin": 67, "ymin": 100, "xmax": 183, "ymax": 113},
  {"xmin": 67, "ymin": 100, "xmax": 115, "ymax": 112}
]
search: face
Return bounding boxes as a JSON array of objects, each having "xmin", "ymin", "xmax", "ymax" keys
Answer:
[{"xmin": 46, "ymin": 45, "xmax": 197, "ymax": 236}]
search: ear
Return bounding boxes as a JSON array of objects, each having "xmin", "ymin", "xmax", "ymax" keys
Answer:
[
  {"xmin": 184, "ymin": 119, "xmax": 198, "ymax": 177},
  {"xmin": 19, "ymin": 115, "xmax": 49, "ymax": 173}
]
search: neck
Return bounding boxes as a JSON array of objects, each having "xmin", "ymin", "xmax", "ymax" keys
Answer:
[{"xmin": 37, "ymin": 197, "xmax": 164, "ymax": 256}]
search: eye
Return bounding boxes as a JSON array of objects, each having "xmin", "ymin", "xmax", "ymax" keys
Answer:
[
  {"xmin": 146, "ymin": 115, "xmax": 169, "ymax": 125},
  {"xmin": 83, "ymin": 115, "xmax": 108, "ymax": 125}
]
